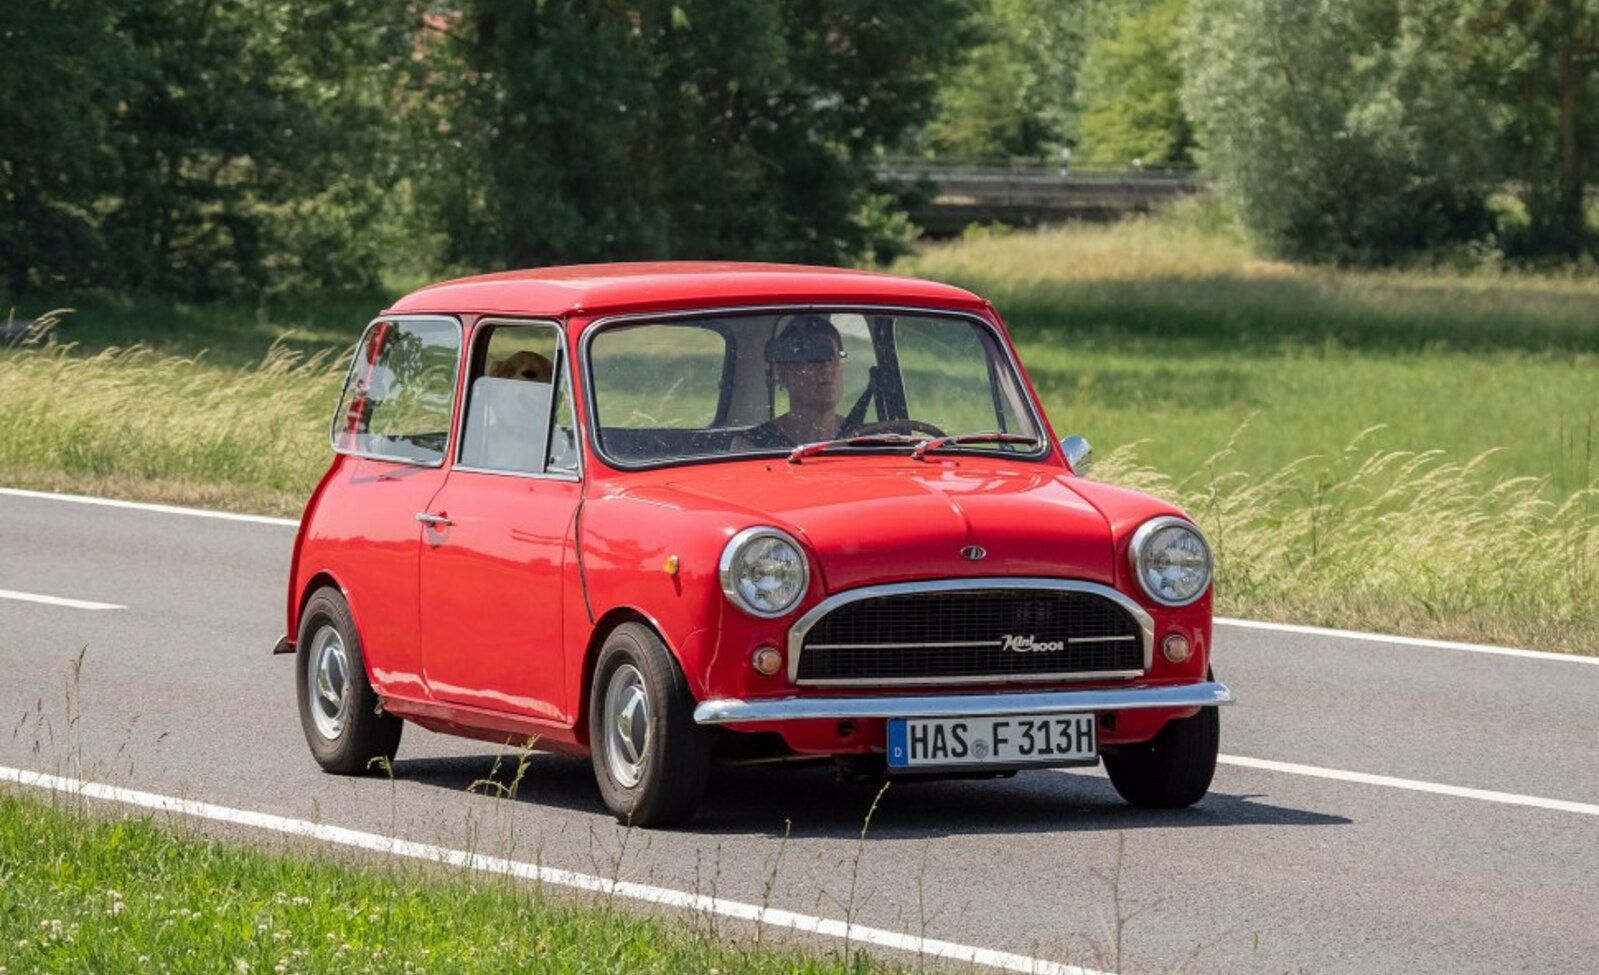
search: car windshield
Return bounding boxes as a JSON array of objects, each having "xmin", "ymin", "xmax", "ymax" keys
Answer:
[{"xmin": 587, "ymin": 311, "xmax": 1045, "ymax": 467}]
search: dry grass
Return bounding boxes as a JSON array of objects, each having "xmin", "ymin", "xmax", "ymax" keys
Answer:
[
  {"xmin": 1096, "ymin": 429, "xmax": 1599, "ymax": 652},
  {"xmin": 0, "ymin": 316, "xmax": 340, "ymax": 516}
]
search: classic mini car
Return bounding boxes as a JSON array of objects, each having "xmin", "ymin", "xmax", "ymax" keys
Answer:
[{"xmin": 277, "ymin": 263, "xmax": 1233, "ymax": 826}]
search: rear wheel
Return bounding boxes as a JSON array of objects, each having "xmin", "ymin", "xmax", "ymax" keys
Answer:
[
  {"xmin": 589, "ymin": 623, "xmax": 711, "ymax": 827},
  {"xmin": 296, "ymin": 587, "xmax": 403, "ymax": 774},
  {"xmin": 1103, "ymin": 706, "xmax": 1219, "ymax": 808}
]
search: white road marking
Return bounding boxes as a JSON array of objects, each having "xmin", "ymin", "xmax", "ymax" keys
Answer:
[
  {"xmin": 5, "ymin": 486, "xmax": 1592, "ymax": 664},
  {"xmin": 0, "ymin": 765, "xmax": 1106, "ymax": 975},
  {"xmin": 1215, "ymin": 617, "xmax": 1597, "ymax": 664},
  {"xmin": 1217, "ymin": 755, "xmax": 1599, "ymax": 817},
  {"xmin": 0, "ymin": 588, "xmax": 125, "ymax": 611},
  {"xmin": 0, "ymin": 487, "xmax": 298, "ymax": 527}
]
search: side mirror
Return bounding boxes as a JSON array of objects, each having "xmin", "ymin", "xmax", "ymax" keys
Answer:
[{"xmin": 1061, "ymin": 435, "xmax": 1092, "ymax": 475}]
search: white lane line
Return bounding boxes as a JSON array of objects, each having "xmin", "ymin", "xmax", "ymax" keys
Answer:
[
  {"xmin": 0, "ymin": 765, "xmax": 1105, "ymax": 975},
  {"xmin": 0, "ymin": 588, "xmax": 125, "ymax": 611},
  {"xmin": 6, "ymin": 486, "xmax": 1592, "ymax": 664},
  {"xmin": 0, "ymin": 487, "xmax": 298, "ymax": 527},
  {"xmin": 1215, "ymin": 617, "xmax": 1596, "ymax": 664},
  {"xmin": 1218, "ymin": 755, "xmax": 1599, "ymax": 817}
]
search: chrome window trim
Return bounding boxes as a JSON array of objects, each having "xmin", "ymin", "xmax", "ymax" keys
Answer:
[
  {"xmin": 329, "ymin": 314, "xmax": 464, "ymax": 468},
  {"xmin": 578, "ymin": 304, "xmax": 1053, "ymax": 472},
  {"xmin": 451, "ymin": 316, "xmax": 585, "ymax": 483},
  {"xmin": 719, "ymin": 525, "xmax": 812, "ymax": 619},
  {"xmin": 786, "ymin": 577, "xmax": 1156, "ymax": 686},
  {"xmin": 1128, "ymin": 515, "xmax": 1213, "ymax": 608}
]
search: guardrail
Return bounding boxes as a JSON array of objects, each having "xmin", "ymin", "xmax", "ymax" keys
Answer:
[{"xmin": 874, "ymin": 157, "xmax": 1206, "ymax": 234}]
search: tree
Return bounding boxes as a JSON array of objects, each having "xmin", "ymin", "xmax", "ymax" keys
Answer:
[
  {"xmin": 0, "ymin": 0, "xmax": 132, "ymax": 293},
  {"xmin": 1182, "ymin": 0, "xmax": 1497, "ymax": 264},
  {"xmin": 925, "ymin": 0, "xmax": 1094, "ymax": 159},
  {"xmin": 1454, "ymin": 0, "xmax": 1599, "ymax": 258},
  {"xmin": 1076, "ymin": 0, "xmax": 1194, "ymax": 166},
  {"xmin": 420, "ymin": 0, "xmax": 970, "ymax": 270}
]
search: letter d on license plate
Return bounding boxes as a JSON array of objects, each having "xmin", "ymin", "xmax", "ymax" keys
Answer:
[{"xmin": 887, "ymin": 713, "xmax": 1098, "ymax": 769}]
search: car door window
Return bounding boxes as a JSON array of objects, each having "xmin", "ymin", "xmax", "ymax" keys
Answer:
[
  {"xmin": 333, "ymin": 317, "xmax": 461, "ymax": 465},
  {"xmin": 459, "ymin": 321, "xmax": 574, "ymax": 475}
]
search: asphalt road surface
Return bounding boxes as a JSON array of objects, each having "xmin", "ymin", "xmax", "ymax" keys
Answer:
[{"xmin": 2, "ymin": 490, "xmax": 1596, "ymax": 975}]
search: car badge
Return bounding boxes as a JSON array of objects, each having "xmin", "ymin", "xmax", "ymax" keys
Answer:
[{"xmin": 960, "ymin": 545, "xmax": 987, "ymax": 561}]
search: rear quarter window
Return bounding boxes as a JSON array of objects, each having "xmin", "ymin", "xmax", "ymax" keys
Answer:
[{"xmin": 333, "ymin": 318, "xmax": 461, "ymax": 465}]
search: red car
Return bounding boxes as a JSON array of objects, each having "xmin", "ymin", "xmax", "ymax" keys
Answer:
[{"xmin": 277, "ymin": 263, "xmax": 1233, "ymax": 826}]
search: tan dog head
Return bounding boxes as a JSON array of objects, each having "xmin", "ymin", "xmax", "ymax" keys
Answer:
[{"xmin": 490, "ymin": 350, "xmax": 553, "ymax": 382}]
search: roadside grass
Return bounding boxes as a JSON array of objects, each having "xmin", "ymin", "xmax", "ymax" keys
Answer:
[{"xmin": 0, "ymin": 791, "xmax": 891, "ymax": 975}]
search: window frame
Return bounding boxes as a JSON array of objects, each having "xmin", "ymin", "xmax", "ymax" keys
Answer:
[
  {"xmin": 328, "ymin": 314, "xmax": 464, "ymax": 468},
  {"xmin": 451, "ymin": 316, "xmax": 583, "ymax": 483},
  {"xmin": 580, "ymin": 304, "xmax": 1052, "ymax": 472}
]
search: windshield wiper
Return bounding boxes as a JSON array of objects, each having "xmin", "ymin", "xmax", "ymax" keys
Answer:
[
  {"xmin": 910, "ymin": 432, "xmax": 1040, "ymax": 461},
  {"xmin": 787, "ymin": 434, "xmax": 929, "ymax": 464}
]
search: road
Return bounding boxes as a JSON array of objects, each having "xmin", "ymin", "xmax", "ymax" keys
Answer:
[{"xmin": 2, "ymin": 490, "xmax": 1596, "ymax": 975}]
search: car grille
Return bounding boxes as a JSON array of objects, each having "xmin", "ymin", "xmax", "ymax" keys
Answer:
[{"xmin": 793, "ymin": 586, "xmax": 1146, "ymax": 685}]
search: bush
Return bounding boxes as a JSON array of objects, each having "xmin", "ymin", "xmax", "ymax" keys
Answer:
[{"xmin": 1181, "ymin": 0, "xmax": 1496, "ymax": 265}]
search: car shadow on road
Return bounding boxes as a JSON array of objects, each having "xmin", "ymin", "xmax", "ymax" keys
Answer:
[{"xmin": 393, "ymin": 752, "xmax": 1349, "ymax": 839}]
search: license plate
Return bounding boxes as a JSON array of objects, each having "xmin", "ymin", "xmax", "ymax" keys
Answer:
[{"xmin": 887, "ymin": 713, "xmax": 1097, "ymax": 769}]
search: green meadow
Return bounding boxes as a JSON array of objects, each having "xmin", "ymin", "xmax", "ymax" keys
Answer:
[{"xmin": 3, "ymin": 206, "xmax": 1595, "ymax": 650}]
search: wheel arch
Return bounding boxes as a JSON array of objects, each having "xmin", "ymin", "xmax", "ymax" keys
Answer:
[{"xmin": 575, "ymin": 606, "xmax": 687, "ymax": 746}]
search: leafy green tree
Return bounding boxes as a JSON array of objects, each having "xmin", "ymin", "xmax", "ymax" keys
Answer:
[
  {"xmin": 1076, "ymin": 0, "xmax": 1193, "ymax": 166},
  {"xmin": 0, "ymin": 0, "xmax": 132, "ymax": 293},
  {"xmin": 1453, "ymin": 0, "xmax": 1599, "ymax": 258},
  {"xmin": 1182, "ymin": 0, "xmax": 1497, "ymax": 264},
  {"xmin": 422, "ymin": 0, "xmax": 969, "ymax": 270},
  {"xmin": 926, "ymin": 0, "xmax": 1093, "ymax": 159}
]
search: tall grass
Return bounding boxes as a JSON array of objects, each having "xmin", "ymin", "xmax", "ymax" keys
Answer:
[
  {"xmin": 1097, "ymin": 431, "xmax": 1598, "ymax": 651},
  {"xmin": 0, "ymin": 324, "xmax": 341, "ymax": 515}
]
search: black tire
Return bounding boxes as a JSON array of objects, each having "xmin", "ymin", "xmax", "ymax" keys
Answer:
[
  {"xmin": 1103, "ymin": 706, "xmax": 1219, "ymax": 808},
  {"xmin": 295, "ymin": 587, "xmax": 403, "ymax": 775},
  {"xmin": 588, "ymin": 622, "xmax": 711, "ymax": 827}
]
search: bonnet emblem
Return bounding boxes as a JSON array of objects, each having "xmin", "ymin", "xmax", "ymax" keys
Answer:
[{"xmin": 960, "ymin": 545, "xmax": 987, "ymax": 561}]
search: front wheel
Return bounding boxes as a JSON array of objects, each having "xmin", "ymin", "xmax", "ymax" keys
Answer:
[
  {"xmin": 1103, "ymin": 706, "xmax": 1219, "ymax": 808},
  {"xmin": 588, "ymin": 623, "xmax": 711, "ymax": 827},
  {"xmin": 295, "ymin": 587, "xmax": 403, "ymax": 774}
]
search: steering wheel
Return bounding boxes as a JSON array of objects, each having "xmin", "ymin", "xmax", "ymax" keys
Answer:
[{"xmin": 844, "ymin": 418, "xmax": 946, "ymax": 439}]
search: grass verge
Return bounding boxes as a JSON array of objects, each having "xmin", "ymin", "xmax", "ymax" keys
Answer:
[{"xmin": 0, "ymin": 791, "xmax": 884, "ymax": 975}]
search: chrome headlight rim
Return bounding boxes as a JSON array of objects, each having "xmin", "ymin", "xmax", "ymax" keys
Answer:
[
  {"xmin": 718, "ymin": 526, "xmax": 811, "ymax": 619},
  {"xmin": 1128, "ymin": 515, "xmax": 1213, "ymax": 608}
]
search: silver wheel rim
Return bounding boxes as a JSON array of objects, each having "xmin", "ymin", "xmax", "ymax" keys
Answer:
[
  {"xmin": 306, "ymin": 624, "xmax": 351, "ymax": 741},
  {"xmin": 603, "ymin": 664, "xmax": 650, "ymax": 789}
]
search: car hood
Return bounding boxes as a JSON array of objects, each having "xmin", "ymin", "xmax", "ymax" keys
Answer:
[{"xmin": 646, "ymin": 458, "xmax": 1115, "ymax": 591}]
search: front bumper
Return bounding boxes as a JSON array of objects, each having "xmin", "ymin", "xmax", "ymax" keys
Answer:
[{"xmin": 693, "ymin": 680, "xmax": 1233, "ymax": 725}]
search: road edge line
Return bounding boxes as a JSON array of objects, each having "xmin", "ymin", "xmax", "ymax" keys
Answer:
[
  {"xmin": 1214, "ymin": 617, "xmax": 1596, "ymax": 664},
  {"xmin": 0, "ymin": 589, "xmax": 125, "ymax": 611},
  {"xmin": 1217, "ymin": 755, "xmax": 1599, "ymax": 816},
  {"xmin": 0, "ymin": 487, "xmax": 298, "ymax": 527},
  {"xmin": 0, "ymin": 764, "xmax": 1105, "ymax": 975}
]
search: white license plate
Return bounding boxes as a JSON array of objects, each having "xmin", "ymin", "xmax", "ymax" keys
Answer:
[{"xmin": 887, "ymin": 713, "xmax": 1097, "ymax": 769}]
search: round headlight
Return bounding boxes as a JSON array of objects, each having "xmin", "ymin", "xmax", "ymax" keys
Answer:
[
  {"xmin": 719, "ymin": 527, "xmax": 809, "ymax": 617},
  {"xmin": 1129, "ymin": 516, "xmax": 1212, "ymax": 607}
]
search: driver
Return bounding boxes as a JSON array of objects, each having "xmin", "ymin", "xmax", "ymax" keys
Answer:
[{"xmin": 736, "ymin": 315, "xmax": 848, "ymax": 449}]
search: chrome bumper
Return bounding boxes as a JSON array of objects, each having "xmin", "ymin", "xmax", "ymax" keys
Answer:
[{"xmin": 693, "ymin": 680, "xmax": 1233, "ymax": 725}]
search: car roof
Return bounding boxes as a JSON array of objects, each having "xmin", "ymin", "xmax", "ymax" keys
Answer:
[{"xmin": 384, "ymin": 262, "xmax": 989, "ymax": 322}]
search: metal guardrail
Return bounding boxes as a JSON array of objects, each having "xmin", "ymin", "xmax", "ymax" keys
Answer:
[{"xmin": 874, "ymin": 157, "xmax": 1206, "ymax": 233}]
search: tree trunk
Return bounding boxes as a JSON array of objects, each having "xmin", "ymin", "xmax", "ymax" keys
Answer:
[{"xmin": 1553, "ymin": 43, "xmax": 1588, "ymax": 256}]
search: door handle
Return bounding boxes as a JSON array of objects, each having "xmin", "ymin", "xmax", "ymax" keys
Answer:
[{"xmin": 415, "ymin": 512, "xmax": 453, "ymax": 528}]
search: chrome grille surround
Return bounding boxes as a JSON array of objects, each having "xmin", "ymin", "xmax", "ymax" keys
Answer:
[{"xmin": 786, "ymin": 578, "xmax": 1155, "ymax": 687}]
